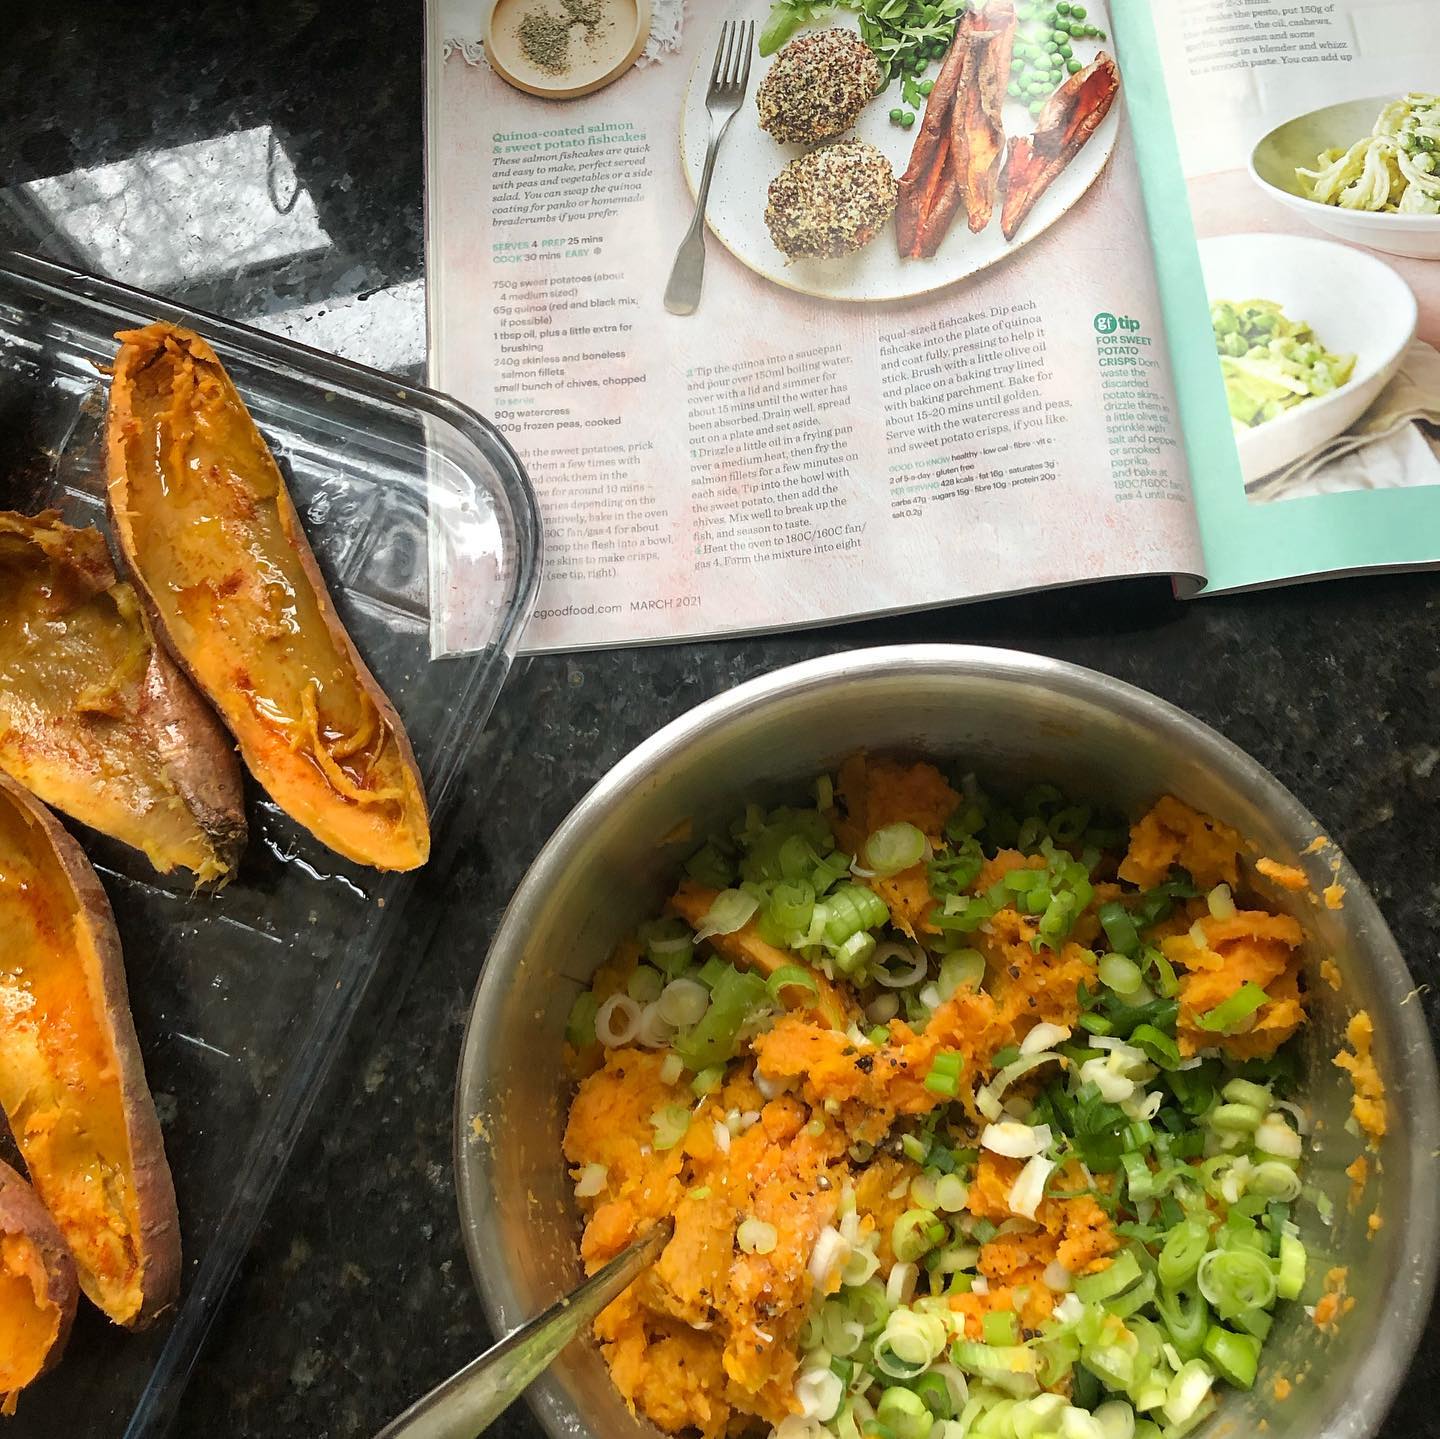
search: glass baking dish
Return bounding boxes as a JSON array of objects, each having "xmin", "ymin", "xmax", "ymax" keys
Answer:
[{"xmin": 0, "ymin": 249, "xmax": 541, "ymax": 1437}]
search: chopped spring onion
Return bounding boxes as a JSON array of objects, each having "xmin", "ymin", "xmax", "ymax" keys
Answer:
[
  {"xmin": 1022, "ymin": 1022, "xmax": 1072, "ymax": 1054},
  {"xmin": 1206, "ymin": 884, "xmax": 1236, "ymax": 920},
  {"xmin": 1196, "ymin": 1247, "xmax": 1277, "ymax": 1320},
  {"xmin": 835, "ymin": 931, "xmax": 877, "ymax": 975},
  {"xmin": 878, "ymin": 1309, "xmax": 949, "ymax": 1372},
  {"xmin": 1162, "ymin": 1361, "xmax": 1214, "ymax": 1427},
  {"xmin": 1007, "ymin": 1154, "xmax": 1056, "ymax": 1219},
  {"xmin": 635, "ymin": 1001, "xmax": 677, "ymax": 1049},
  {"xmin": 865, "ymin": 822, "xmax": 928, "ymax": 876},
  {"xmin": 1098, "ymin": 953, "xmax": 1143, "ymax": 996},
  {"xmin": 825, "ymin": 884, "xmax": 890, "ymax": 945},
  {"xmin": 893, "ymin": 1208, "xmax": 947, "ymax": 1262},
  {"xmin": 1202, "ymin": 1325, "xmax": 1260, "ymax": 1389},
  {"xmin": 1196, "ymin": 983, "xmax": 1269, "ymax": 1033},
  {"xmin": 1098, "ymin": 901, "xmax": 1141, "ymax": 958},
  {"xmin": 657, "ymin": 977, "xmax": 710, "ymax": 1027},
  {"xmin": 939, "ymin": 949, "xmax": 986, "ymax": 997},
  {"xmin": 672, "ymin": 965, "xmax": 770, "ymax": 1070},
  {"xmin": 1254, "ymin": 1113, "xmax": 1301, "ymax": 1161},
  {"xmin": 873, "ymin": 940, "xmax": 929, "ymax": 989},
  {"xmin": 877, "ymin": 1385, "xmax": 931, "ymax": 1439},
  {"xmin": 767, "ymin": 965, "xmax": 819, "ymax": 1003},
  {"xmin": 691, "ymin": 1064, "xmax": 725, "ymax": 1097},
  {"xmin": 1276, "ymin": 1233, "xmax": 1307, "ymax": 1300},
  {"xmin": 594, "ymin": 993, "xmax": 641, "ymax": 1047},
  {"xmin": 868, "ymin": 992, "xmax": 901, "ymax": 1023},
  {"xmin": 1157, "ymin": 1218, "xmax": 1210, "ymax": 1290},
  {"xmin": 627, "ymin": 964, "xmax": 664, "ymax": 1003},
  {"xmin": 796, "ymin": 1366, "xmax": 844, "ymax": 1423},
  {"xmin": 771, "ymin": 878, "xmax": 816, "ymax": 933},
  {"xmin": 659, "ymin": 1052, "xmax": 684, "ymax": 1086},
  {"xmin": 574, "ymin": 1162, "xmax": 607, "ymax": 1198},
  {"xmin": 935, "ymin": 1174, "xmax": 969, "ymax": 1212},
  {"xmin": 1154, "ymin": 1283, "xmax": 1208, "ymax": 1359},
  {"xmin": 810, "ymin": 1225, "xmax": 851, "ymax": 1284},
  {"xmin": 694, "ymin": 888, "xmax": 758, "ymax": 942},
  {"xmin": 886, "ymin": 1260, "xmax": 919, "ymax": 1308},
  {"xmin": 981, "ymin": 1121, "xmax": 1053, "ymax": 1159},
  {"xmin": 650, "ymin": 1104, "xmax": 690, "ymax": 1150},
  {"xmin": 737, "ymin": 1217, "xmax": 778, "ymax": 1254},
  {"xmin": 1074, "ymin": 1248, "xmax": 1142, "ymax": 1304},
  {"xmin": 566, "ymin": 991, "xmax": 598, "ymax": 1048},
  {"xmin": 948, "ymin": 1340, "xmax": 1040, "ymax": 1395}
]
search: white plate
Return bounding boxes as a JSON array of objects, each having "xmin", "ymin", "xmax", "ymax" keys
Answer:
[
  {"xmin": 1249, "ymin": 96, "xmax": 1440, "ymax": 261},
  {"xmin": 680, "ymin": 3, "xmax": 1120, "ymax": 303},
  {"xmin": 1198, "ymin": 233, "xmax": 1418, "ymax": 484}
]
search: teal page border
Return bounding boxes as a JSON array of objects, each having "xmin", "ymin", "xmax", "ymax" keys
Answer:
[{"xmin": 1109, "ymin": 0, "xmax": 1440, "ymax": 592}]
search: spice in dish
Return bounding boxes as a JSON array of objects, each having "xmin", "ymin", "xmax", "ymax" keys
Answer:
[
  {"xmin": 517, "ymin": 10, "xmax": 573, "ymax": 73},
  {"xmin": 765, "ymin": 141, "xmax": 898, "ymax": 260},
  {"xmin": 757, "ymin": 29, "xmax": 882, "ymax": 146},
  {"xmin": 563, "ymin": 758, "xmax": 1346, "ymax": 1439}
]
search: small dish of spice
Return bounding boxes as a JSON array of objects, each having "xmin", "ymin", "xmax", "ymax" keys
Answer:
[{"xmin": 483, "ymin": 0, "xmax": 652, "ymax": 99}]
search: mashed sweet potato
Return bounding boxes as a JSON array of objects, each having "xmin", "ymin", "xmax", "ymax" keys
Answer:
[{"xmin": 561, "ymin": 771, "xmax": 1333, "ymax": 1439}]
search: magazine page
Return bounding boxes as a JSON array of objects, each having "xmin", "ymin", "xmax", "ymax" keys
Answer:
[
  {"xmin": 426, "ymin": 0, "xmax": 1204, "ymax": 652},
  {"xmin": 1112, "ymin": 0, "xmax": 1440, "ymax": 595}
]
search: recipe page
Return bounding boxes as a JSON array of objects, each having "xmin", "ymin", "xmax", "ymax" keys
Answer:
[
  {"xmin": 427, "ymin": 0, "xmax": 1203, "ymax": 651},
  {"xmin": 1113, "ymin": 0, "xmax": 1440, "ymax": 594}
]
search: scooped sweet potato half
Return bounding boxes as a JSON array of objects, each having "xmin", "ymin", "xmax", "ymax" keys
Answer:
[
  {"xmin": 0, "ymin": 510, "xmax": 245, "ymax": 884},
  {"xmin": 0, "ymin": 1159, "xmax": 78, "ymax": 1415},
  {"xmin": 104, "ymin": 322, "xmax": 430, "ymax": 871},
  {"xmin": 0, "ymin": 773, "xmax": 180, "ymax": 1330}
]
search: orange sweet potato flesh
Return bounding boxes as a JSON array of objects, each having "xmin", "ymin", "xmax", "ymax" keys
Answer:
[
  {"xmin": 0, "ymin": 1159, "xmax": 78, "ymax": 1415},
  {"xmin": 0, "ymin": 774, "xmax": 180, "ymax": 1328},
  {"xmin": 104, "ymin": 323, "xmax": 429, "ymax": 871},
  {"xmin": 0, "ymin": 510, "xmax": 245, "ymax": 884}
]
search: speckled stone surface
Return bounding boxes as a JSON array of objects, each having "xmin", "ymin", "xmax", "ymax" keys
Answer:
[{"xmin": 3, "ymin": 4, "xmax": 1439, "ymax": 1438}]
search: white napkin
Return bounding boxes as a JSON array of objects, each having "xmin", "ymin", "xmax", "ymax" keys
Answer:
[{"xmin": 1248, "ymin": 339, "xmax": 1440, "ymax": 503}]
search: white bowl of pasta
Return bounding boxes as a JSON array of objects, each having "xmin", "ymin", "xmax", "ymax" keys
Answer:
[{"xmin": 1250, "ymin": 94, "xmax": 1440, "ymax": 260}]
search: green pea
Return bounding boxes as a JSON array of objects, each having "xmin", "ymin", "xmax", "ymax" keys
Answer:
[
  {"xmin": 1011, "ymin": 56, "xmax": 1026, "ymax": 71},
  {"xmin": 1051, "ymin": 28, "xmax": 1066, "ymax": 42},
  {"xmin": 1072, "ymin": 4, "xmax": 1087, "ymax": 15},
  {"xmin": 919, "ymin": 78, "xmax": 934, "ymax": 94},
  {"xmin": 1007, "ymin": 80, "xmax": 1022, "ymax": 97},
  {"xmin": 890, "ymin": 107, "xmax": 904, "ymax": 122},
  {"xmin": 1066, "ymin": 56, "xmax": 1082, "ymax": 71},
  {"xmin": 1058, "ymin": 42, "xmax": 1073, "ymax": 57},
  {"xmin": 1098, "ymin": 29, "xmax": 1108, "ymax": 39},
  {"xmin": 1043, "ymin": 8, "xmax": 1058, "ymax": 22},
  {"xmin": 1030, "ymin": 98, "xmax": 1046, "ymax": 113}
]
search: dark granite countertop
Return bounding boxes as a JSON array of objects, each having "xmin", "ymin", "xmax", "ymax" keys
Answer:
[{"xmin": 3, "ymin": 4, "xmax": 1438, "ymax": 1438}]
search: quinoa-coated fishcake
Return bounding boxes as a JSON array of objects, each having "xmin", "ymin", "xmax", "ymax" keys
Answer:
[
  {"xmin": 765, "ymin": 140, "xmax": 898, "ymax": 260},
  {"xmin": 756, "ymin": 29, "xmax": 881, "ymax": 146}
]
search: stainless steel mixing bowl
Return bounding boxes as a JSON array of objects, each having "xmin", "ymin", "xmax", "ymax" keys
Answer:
[{"xmin": 455, "ymin": 646, "xmax": 1439, "ymax": 1439}]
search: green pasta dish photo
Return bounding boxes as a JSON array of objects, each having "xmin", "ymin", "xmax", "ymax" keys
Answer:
[
  {"xmin": 1296, "ymin": 92, "xmax": 1440, "ymax": 214},
  {"xmin": 1211, "ymin": 301, "xmax": 1355, "ymax": 431}
]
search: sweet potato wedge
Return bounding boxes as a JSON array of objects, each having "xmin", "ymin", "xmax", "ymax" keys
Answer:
[
  {"xmin": 0, "ymin": 1159, "xmax": 78, "ymax": 1415},
  {"xmin": 0, "ymin": 774, "xmax": 180, "ymax": 1328},
  {"xmin": 104, "ymin": 323, "xmax": 430, "ymax": 871},
  {"xmin": 0, "ymin": 510, "xmax": 245, "ymax": 884}
]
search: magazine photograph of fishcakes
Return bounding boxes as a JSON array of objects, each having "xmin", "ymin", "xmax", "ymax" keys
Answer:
[{"xmin": 678, "ymin": 0, "xmax": 1122, "ymax": 302}]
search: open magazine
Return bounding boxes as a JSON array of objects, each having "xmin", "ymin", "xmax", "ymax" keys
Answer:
[{"xmin": 425, "ymin": 0, "xmax": 1440, "ymax": 653}]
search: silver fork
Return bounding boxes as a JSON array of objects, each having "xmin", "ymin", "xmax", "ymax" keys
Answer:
[{"xmin": 664, "ymin": 19, "xmax": 755, "ymax": 316}]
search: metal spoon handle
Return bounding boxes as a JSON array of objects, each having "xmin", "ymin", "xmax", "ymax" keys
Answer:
[{"xmin": 375, "ymin": 1221, "xmax": 672, "ymax": 1439}]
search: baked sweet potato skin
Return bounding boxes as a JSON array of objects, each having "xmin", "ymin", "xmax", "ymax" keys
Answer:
[
  {"xmin": 0, "ymin": 511, "xmax": 245, "ymax": 884},
  {"xmin": 0, "ymin": 1159, "xmax": 78, "ymax": 1416},
  {"xmin": 0, "ymin": 774, "xmax": 180, "ymax": 1329},
  {"xmin": 104, "ymin": 323, "xmax": 430, "ymax": 871}
]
